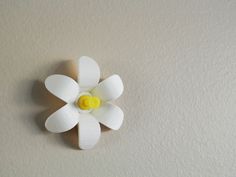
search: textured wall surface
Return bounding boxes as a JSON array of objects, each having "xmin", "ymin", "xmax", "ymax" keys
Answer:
[{"xmin": 0, "ymin": 0, "xmax": 236, "ymax": 177}]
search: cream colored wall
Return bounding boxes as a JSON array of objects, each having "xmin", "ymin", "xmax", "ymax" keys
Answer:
[{"xmin": 1, "ymin": 0, "xmax": 236, "ymax": 177}]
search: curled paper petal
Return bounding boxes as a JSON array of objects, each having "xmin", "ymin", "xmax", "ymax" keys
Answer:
[
  {"xmin": 78, "ymin": 114, "xmax": 101, "ymax": 150},
  {"xmin": 78, "ymin": 56, "xmax": 100, "ymax": 91},
  {"xmin": 43, "ymin": 57, "xmax": 124, "ymax": 150},
  {"xmin": 91, "ymin": 74, "xmax": 124, "ymax": 101},
  {"xmin": 45, "ymin": 104, "xmax": 79, "ymax": 133},
  {"xmin": 92, "ymin": 103, "xmax": 124, "ymax": 130},
  {"xmin": 45, "ymin": 74, "xmax": 79, "ymax": 103}
]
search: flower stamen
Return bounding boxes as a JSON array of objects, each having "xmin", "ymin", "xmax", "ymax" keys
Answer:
[{"xmin": 77, "ymin": 95, "xmax": 101, "ymax": 110}]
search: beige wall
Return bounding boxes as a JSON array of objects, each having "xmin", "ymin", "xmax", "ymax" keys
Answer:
[{"xmin": 1, "ymin": 0, "xmax": 236, "ymax": 177}]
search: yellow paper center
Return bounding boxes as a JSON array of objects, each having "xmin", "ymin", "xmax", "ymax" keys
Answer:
[{"xmin": 77, "ymin": 95, "xmax": 101, "ymax": 110}]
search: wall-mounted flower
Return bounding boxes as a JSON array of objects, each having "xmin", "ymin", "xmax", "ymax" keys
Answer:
[{"xmin": 44, "ymin": 56, "xmax": 124, "ymax": 150}]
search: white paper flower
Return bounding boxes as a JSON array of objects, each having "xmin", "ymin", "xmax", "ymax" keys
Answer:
[{"xmin": 44, "ymin": 56, "xmax": 124, "ymax": 150}]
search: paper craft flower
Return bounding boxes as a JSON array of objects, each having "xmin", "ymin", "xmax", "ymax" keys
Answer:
[{"xmin": 44, "ymin": 56, "xmax": 124, "ymax": 149}]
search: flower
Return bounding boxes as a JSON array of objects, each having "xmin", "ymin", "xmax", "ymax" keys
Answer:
[{"xmin": 44, "ymin": 56, "xmax": 124, "ymax": 150}]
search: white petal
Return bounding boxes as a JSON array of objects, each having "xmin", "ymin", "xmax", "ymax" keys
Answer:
[
  {"xmin": 45, "ymin": 104, "xmax": 79, "ymax": 133},
  {"xmin": 92, "ymin": 103, "xmax": 124, "ymax": 130},
  {"xmin": 78, "ymin": 56, "xmax": 100, "ymax": 91},
  {"xmin": 45, "ymin": 74, "xmax": 79, "ymax": 103},
  {"xmin": 91, "ymin": 74, "xmax": 124, "ymax": 101},
  {"xmin": 78, "ymin": 114, "xmax": 101, "ymax": 150}
]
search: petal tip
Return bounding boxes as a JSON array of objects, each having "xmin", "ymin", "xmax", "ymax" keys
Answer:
[
  {"xmin": 113, "ymin": 113, "xmax": 124, "ymax": 130},
  {"xmin": 110, "ymin": 107, "xmax": 124, "ymax": 130},
  {"xmin": 45, "ymin": 119, "xmax": 60, "ymax": 133},
  {"xmin": 91, "ymin": 74, "xmax": 124, "ymax": 101},
  {"xmin": 79, "ymin": 56, "xmax": 100, "ymax": 70},
  {"xmin": 92, "ymin": 103, "xmax": 124, "ymax": 130},
  {"xmin": 79, "ymin": 143, "xmax": 97, "ymax": 150},
  {"xmin": 112, "ymin": 74, "xmax": 124, "ymax": 95},
  {"xmin": 44, "ymin": 74, "xmax": 79, "ymax": 103},
  {"xmin": 78, "ymin": 115, "xmax": 101, "ymax": 150},
  {"xmin": 78, "ymin": 135, "xmax": 100, "ymax": 150},
  {"xmin": 78, "ymin": 56, "xmax": 100, "ymax": 90},
  {"xmin": 44, "ymin": 104, "xmax": 80, "ymax": 133}
]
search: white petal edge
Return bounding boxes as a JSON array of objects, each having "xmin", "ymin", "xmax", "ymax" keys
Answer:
[
  {"xmin": 45, "ymin": 104, "xmax": 80, "ymax": 133},
  {"xmin": 78, "ymin": 56, "xmax": 100, "ymax": 91},
  {"xmin": 45, "ymin": 74, "xmax": 79, "ymax": 103},
  {"xmin": 92, "ymin": 103, "xmax": 124, "ymax": 130},
  {"xmin": 78, "ymin": 114, "xmax": 101, "ymax": 150},
  {"xmin": 91, "ymin": 74, "xmax": 124, "ymax": 101}
]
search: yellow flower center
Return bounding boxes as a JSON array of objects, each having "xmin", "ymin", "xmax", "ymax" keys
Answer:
[{"xmin": 77, "ymin": 95, "xmax": 101, "ymax": 110}]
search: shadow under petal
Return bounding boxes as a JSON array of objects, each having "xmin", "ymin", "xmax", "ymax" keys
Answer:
[
  {"xmin": 61, "ymin": 126, "xmax": 78, "ymax": 149},
  {"xmin": 100, "ymin": 124, "xmax": 111, "ymax": 132},
  {"xmin": 34, "ymin": 109, "xmax": 50, "ymax": 132},
  {"xmin": 31, "ymin": 80, "xmax": 66, "ymax": 107},
  {"xmin": 54, "ymin": 60, "xmax": 77, "ymax": 80}
]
